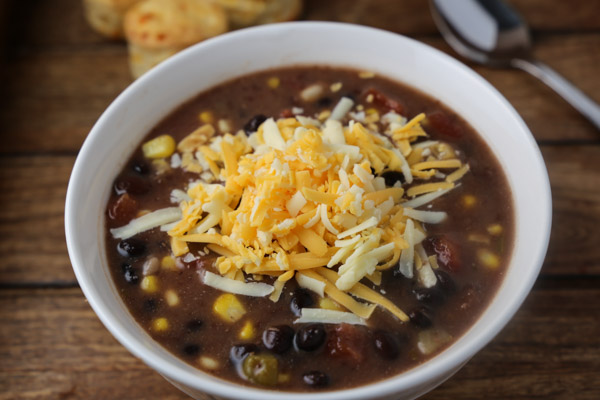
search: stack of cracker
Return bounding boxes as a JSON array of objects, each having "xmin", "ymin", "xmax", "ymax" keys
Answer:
[{"xmin": 83, "ymin": 0, "xmax": 303, "ymax": 78}]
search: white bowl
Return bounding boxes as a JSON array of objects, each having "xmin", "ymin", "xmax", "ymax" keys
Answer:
[{"xmin": 65, "ymin": 22, "xmax": 551, "ymax": 400}]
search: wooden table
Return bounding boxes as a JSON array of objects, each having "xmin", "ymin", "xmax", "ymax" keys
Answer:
[{"xmin": 1, "ymin": 0, "xmax": 599, "ymax": 399}]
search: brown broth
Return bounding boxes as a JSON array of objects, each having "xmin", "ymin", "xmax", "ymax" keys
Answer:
[{"xmin": 105, "ymin": 66, "xmax": 514, "ymax": 391}]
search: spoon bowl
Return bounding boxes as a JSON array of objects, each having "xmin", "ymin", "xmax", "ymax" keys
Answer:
[{"xmin": 430, "ymin": 0, "xmax": 600, "ymax": 129}]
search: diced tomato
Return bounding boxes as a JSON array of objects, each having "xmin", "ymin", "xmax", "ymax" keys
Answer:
[
  {"xmin": 108, "ymin": 193, "xmax": 138, "ymax": 224},
  {"xmin": 425, "ymin": 111, "xmax": 463, "ymax": 139},
  {"xmin": 279, "ymin": 108, "xmax": 294, "ymax": 118},
  {"xmin": 425, "ymin": 235, "xmax": 461, "ymax": 272},
  {"xmin": 364, "ymin": 88, "xmax": 404, "ymax": 114},
  {"xmin": 326, "ymin": 323, "xmax": 366, "ymax": 364}
]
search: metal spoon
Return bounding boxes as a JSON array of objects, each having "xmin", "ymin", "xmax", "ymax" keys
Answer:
[{"xmin": 430, "ymin": 0, "xmax": 600, "ymax": 130}]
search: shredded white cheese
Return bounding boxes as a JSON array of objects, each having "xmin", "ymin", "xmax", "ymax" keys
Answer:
[
  {"xmin": 262, "ymin": 118, "xmax": 286, "ymax": 151},
  {"xmin": 402, "ymin": 188, "xmax": 453, "ymax": 208},
  {"xmin": 328, "ymin": 97, "xmax": 354, "ymax": 121},
  {"xmin": 398, "ymin": 219, "xmax": 415, "ymax": 278},
  {"xmin": 403, "ymin": 208, "xmax": 448, "ymax": 224},
  {"xmin": 111, "ymin": 207, "xmax": 182, "ymax": 239},
  {"xmin": 295, "ymin": 308, "xmax": 366, "ymax": 326},
  {"xmin": 337, "ymin": 216, "xmax": 378, "ymax": 239},
  {"xmin": 201, "ymin": 271, "xmax": 274, "ymax": 297},
  {"xmin": 296, "ymin": 273, "xmax": 325, "ymax": 297}
]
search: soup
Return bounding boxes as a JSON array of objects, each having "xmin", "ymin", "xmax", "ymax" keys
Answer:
[{"xmin": 104, "ymin": 66, "xmax": 513, "ymax": 391}]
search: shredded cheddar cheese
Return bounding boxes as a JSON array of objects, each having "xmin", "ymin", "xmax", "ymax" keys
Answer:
[{"xmin": 112, "ymin": 101, "xmax": 471, "ymax": 324}]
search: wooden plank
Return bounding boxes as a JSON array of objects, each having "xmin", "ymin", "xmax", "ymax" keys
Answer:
[
  {"xmin": 473, "ymin": 33, "xmax": 600, "ymax": 141},
  {"xmin": 424, "ymin": 280, "xmax": 600, "ymax": 399},
  {"xmin": 0, "ymin": 288, "xmax": 187, "ymax": 400},
  {"xmin": 1, "ymin": 34, "xmax": 598, "ymax": 154},
  {"xmin": 7, "ymin": 0, "xmax": 600, "ymax": 50},
  {"xmin": 0, "ymin": 156, "xmax": 75, "ymax": 284},
  {"xmin": 0, "ymin": 47, "xmax": 130, "ymax": 154},
  {"xmin": 1, "ymin": 146, "xmax": 599, "ymax": 285},
  {"xmin": 542, "ymin": 145, "xmax": 600, "ymax": 276},
  {"xmin": 1, "ymin": 283, "xmax": 598, "ymax": 399},
  {"xmin": 5, "ymin": 0, "xmax": 121, "ymax": 48},
  {"xmin": 306, "ymin": 0, "xmax": 600, "ymax": 34}
]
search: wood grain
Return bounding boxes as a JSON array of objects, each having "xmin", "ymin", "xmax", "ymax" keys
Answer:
[
  {"xmin": 1, "ymin": 34, "xmax": 599, "ymax": 155},
  {"xmin": 0, "ymin": 288, "xmax": 186, "ymax": 400},
  {"xmin": 1, "ymin": 282, "xmax": 598, "ymax": 399},
  {"xmin": 9, "ymin": 0, "xmax": 600, "ymax": 50},
  {"xmin": 1, "ymin": 0, "xmax": 599, "ymax": 399},
  {"xmin": 425, "ymin": 279, "xmax": 600, "ymax": 399},
  {"xmin": 0, "ymin": 156, "xmax": 74, "ymax": 285},
  {"xmin": 1, "ymin": 146, "xmax": 599, "ymax": 285}
]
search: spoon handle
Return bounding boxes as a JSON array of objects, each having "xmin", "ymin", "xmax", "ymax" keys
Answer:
[{"xmin": 511, "ymin": 58, "xmax": 600, "ymax": 130}]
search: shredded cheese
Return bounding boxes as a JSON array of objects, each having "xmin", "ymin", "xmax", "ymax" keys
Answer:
[
  {"xmin": 110, "ymin": 207, "xmax": 182, "ymax": 239},
  {"xmin": 295, "ymin": 308, "xmax": 366, "ymax": 326},
  {"xmin": 201, "ymin": 271, "xmax": 274, "ymax": 297},
  {"xmin": 111, "ymin": 106, "xmax": 471, "ymax": 323}
]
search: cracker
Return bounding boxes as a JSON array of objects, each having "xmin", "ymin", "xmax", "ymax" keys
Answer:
[{"xmin": 83, "ymin": 0, "xmax": 142, "ymax": 39}]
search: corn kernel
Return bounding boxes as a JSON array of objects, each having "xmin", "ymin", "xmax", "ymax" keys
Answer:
[
  {"xmin": 199, "ymin": 110, "xmax": 214, "ymax": 124},
  {"xmin": 165, "ymin": 289, "xmax": 179, "ymax": 306},
  {"xmin": 267, "ymin": 76, "xmax": 280, "ymax": 89},
  {"xmin": 478, "ymin": 249, "xmax": 500, "ymax": 270},
  {"xmin": 318, "ymin": 110, "xmax": 331, "ymax": 121},
  {"xmin": 319, "ymin": 297, "xmax": 344, "ymax": 311},
  {"xmin": 213, "ymin": 293, "xmax": 246, "ymax": 323},
  {"xmin": 151, "ymin": 159, "xmax": 170, "ymax": 174},
  {"xmin": 142, "ymin": 134, "xmax": 176, "ymax": 159},
  {"xmin": 161, "ymin": 255, "xmax": 177, "ymax": 271},
  {"xmin": 330, "ymin": 82, "xmax": 342, "ymax": 92},
  {"xmin": 359, "ymin": 70, "xmax": 375, "ymax": 79},
  {"xmin": 199, "ymin": 356, "xmax": 219, "ymax": 370},
  {"xmin": 487, "ymin": 224, "xmax": 503, "ymax": 236},
  {"xmin": 140, "ymin": 276, "xmax": 159, "ymax": 293},
  {"xmin": 468, "ymin": 233, "xmax": 490, "ymax": 244},
  {"xmin": 239, "ymin": 320, "xmax": 255, "ymax": 340},
  {"xmin": 218, "ymin": 119, "xmax": 232, "ymax": 133},
  {"xmin": 152, "ymin": 317, "xmax": 169, "ymax": 332},
  {"xmin": 462, "ymin": 194, "xmax": 477, "ymax": 208}
]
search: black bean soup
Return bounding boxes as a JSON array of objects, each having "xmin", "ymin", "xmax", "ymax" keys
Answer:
[{"xmin": 105, "ymin": 66, "xmax": 513, "ymax": 391}]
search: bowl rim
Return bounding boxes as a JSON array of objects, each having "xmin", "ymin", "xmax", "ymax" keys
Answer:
[{"xmin": 65, "ymin": 21, "xmax": 552, "ymax": 400}]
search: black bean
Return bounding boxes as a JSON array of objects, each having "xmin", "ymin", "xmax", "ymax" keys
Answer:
[
  {"xmin": 182, "ymin": 344, "xmax": 201, "ymax": 356},
  {"xmin": 243, "ymin": 114, "xmax": 267, "ymax": 135},
  {"xmin": 143, "ymin": 298, "xmax": 158, "ymax": 313},
  {"xmin": 373, "ymin": 330, "xmax": 399, "ymax": 360},
  {"xmin": 114, "ymin": 176, "xmax": 151, "ymax": 196},
  {"xmin": 435, "ymin": 269, "xmax": 457, "ymax": 295},
  {"xmin": 317, "ymin": 97, "xmax": 332, "ymax": 107},
  {"xmin": 262, "ymin": 325, "xmax": 294, "ymax": 354},
  {"xmin": 185, "ymin": 319, "xmax": 204, "ymax": 333},
  {"xmin": 117, "ymin": 238, "xmax": 146, "ymax": 258},
  {"xmin": 302, "ymin": 371, "xmax": 329, "ymax": 388},
  {"xmin": 295, "ymin": 324, "xmax": 326, "ymax": 351},
  {"xmin": 131, "ymin": 160, "xmax": 149, "ymax": 175},
  {"xmin": 380, "ymin": 170, "xmax": 404, "ymax": 187},
  {"xmin": 341, "ymin": 92, "xmax": 357, "ymax": 103},
  {"xmin": 230, "ymin": 343, "xmax": 259, "ymax": 363},
  {"xmin": 290, "ymin": 288, "xmax": 313, "ymax": 316},
  {"xmin": 409, "ymin": 307, "xmax": 433, "ymax": 328},
  {"xmin": 121, "ymin": 263, "xmax": 139, "ymax": 284},
  {"xmin": 413, "ymin": 287, "xmax": 445, "ymax": 308}
]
